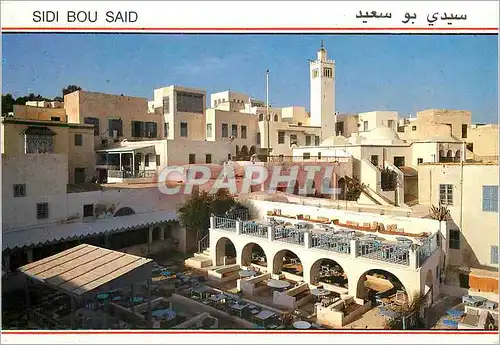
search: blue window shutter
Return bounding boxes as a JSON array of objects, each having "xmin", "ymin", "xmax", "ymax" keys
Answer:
[
  {"xmin": 492, "ymin": 187, "xmax": 498, "ymax": 212},
  {"xmin": 491, "ymin": 246, "xmax": 499, "ymax": 265},
  {"xmin": 483, "ymin": 186, "xmax": 491, "ymax": 211}
]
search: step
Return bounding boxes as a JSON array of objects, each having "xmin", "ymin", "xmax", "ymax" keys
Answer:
[{"xmin": 184, "ymin": 256, "xmax": 213, "ymax": 269}]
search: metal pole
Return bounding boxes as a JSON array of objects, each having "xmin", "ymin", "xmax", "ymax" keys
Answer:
[
  {"xmin": 266, "ymin": 69, "xmax": 270, "ymax": 158},
  {"xmin": 147, "ymin": 278, "xmax": 153, "ymax": 328}
]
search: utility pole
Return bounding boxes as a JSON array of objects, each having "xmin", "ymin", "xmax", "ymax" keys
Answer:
[{"xmin": 266, "ymin": 69, "xmax": 271, "ymax": 159}]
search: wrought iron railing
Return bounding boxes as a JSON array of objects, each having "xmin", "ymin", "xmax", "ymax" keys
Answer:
[
  {"xmin": 356, "ymin": 239, "xmax": 410, "ymax": 266},
  {"xmin": 266, "ymin": 155, "xmax": 348, "ymax": 163},
  {"xmin": 107, "ymin": 170, "xmax": 156, "ymax": 179},
  {"xmin": 241, "ymin": 221, "xmax": 268, "ymax": 238},
  {"xmin": 274, "ymin": 227, "xmax": 305, "ymax": 245},
  {"xmin": 221, "ymin": 208, "xmax": 249, "ymax": 221},
  {"xmin": 311, "ymin": 233, "xmax": 351, "ymax": 254},
  {"xmin": 417, "ymin": 233, "xmax": 439, "ymax": 266},
  {"xmin": 198, "ymin": 233, "xmax": 210, "ymax": 253}
]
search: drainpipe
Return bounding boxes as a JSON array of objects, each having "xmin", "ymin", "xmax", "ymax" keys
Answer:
[{"xmin": 459, "ymin": 160, "xmax": 464, "ymax": 231}]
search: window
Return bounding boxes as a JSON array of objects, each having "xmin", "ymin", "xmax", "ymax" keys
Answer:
[
  {"xmin": 363, "ymin": 121, "xmax": 368, "ymax": 131},
  {"xmin": 163, "ymin": 96, "xmax": 170, "ymax": 114},
  {"xmin": 303, "ymin": 152, "xmax": 311, "ymax": 160},
  {"xmin": 51, "ymin": 116, "xmax": 61, "ymax": 121},
  {"xmin": 274, "ymin": 114, "xmax": 278, "ymax": 122},
  {"xmin": 397, "ymin": 126, "xmax": 405, "ymax": 133},
  {"xmin": 241, "ymin": 125, "xmax": 247, "ymax": 139},
  {"xmin": 176, "ymin": 91, "xmax": 204, "ymax": 113},
  {"xmin": 482, "ymin": 186, "xmax": 498, "ymax": 212},
  {"xmin": 417, "ymin": 158, "xmax": 423, "ymax": 164},
  {"xmin": 165, "ymin": 122, "xmax": 170, "ymax": 137},
  {"xmin": 491, "ymin": 246, "xmax": 499, "ymax": 264},
  {"xmin": 221, "ymin": 123, "xmax": 228, "ymax": 138},
  {"xmin": 298, "ymin": 122, "xmax": 303, "ymax": 126},
  {"xmin": 156, "ymin": 155, "xmax": 161, "ymax": 166},
  {"xmin": 75, "ymin": 167, "xmax": 85, "ymax": 184},
  {"xmin": 462, "ymin": 124, "xmax": 468, "ymax": 138},
  {"xmin": 335, "ymin": 122, "xmax": 344, "ymax": 135},
  {"xmin": 318, "ymin": 152, "xmax": 322, "ymax": 160},
  {"xmin": 412, "ymin": 126, "xmax": 417, "ymax": 131},
  {"xmin": 227, "ymin": 153, "xmax": 232, "ymax": 160},
  {"xmin": 324, "ymin": 67, "xmax": 333, "ymax": 78},
  {"xmin": 213, "ymin": 100, "xmax": 217, "ymax": 107},
  {"xmin": 393, "ymin": 156, "xmax": 405, "ymax": 167},
  {"xmin": 371, "ymin": 155, "xmax": 379, "ymax": 166},
  {"xmin": 132, "ymin": 121, "xmax": 144, "ymax": 137},
  {"xmin": 449, "ymin": 229, "xmax": 460, "ymax": 250},
  {"xmin": 256, "ymin": 132, "xmax": 261, "ymax": 144},
  {"xmin": 315, "ymin": 136, "xmax": 320, "ymax": 146},
  {"xmin": 145, "ymin": 122, "xmax": 157, "ymax": 138},
  {"xmin": 312, "ymin": 69, "xmax": 319, "ymax": 78},
  {"xmin": 305, "ymin": 136, "xmax": 311, "ymax": 146},
  {"xmin": 145, "ymin": 155, "xmax": 149, "ymax": 167},
  {"xmin": 84, "ymin": 117, "xmax": 100, "ymax": 136},
  {"xmin": 189, "ymin": 154, "xmax": 196, "ymax": 164},
  {"xmin": 37, "ymin": 202, "xmax": 49, "ymax": 219},
  {"xmin": 13, "ymin": 184, "xmax": 26, "ymax": 197},
  {"xmin": 258, "ymin": 113, "xmax": 264, "ymax": 121},
  {"xmin": 278, "ymin": 131, "xmax": 285, "ymax": 144},
  {"xmin": 206, "ymin": 154, "xmax": 212, "ymax": 164},
  {"xmin": 108, "ymin": 119, "xmax": 123, "ymax": 137},
  {"xmin": 206, "ymin": 123, "xmax": 213, "ymax": 137},
  {"xmin": 387, "ymin": 120, "xmax": 394, "ymax": 129},
  {"xmin": 74, "ymin": 134, "xmax": 83, "ymax": 146},
  {"xmin": 83, "ymin": 204, "xmax": 94, "ymax": 217},
  {"xmin": 180, "ymin": 122, "xmax": 188, "ymax": 137},
  {"xmin": 439, "ymin": 184, "xmax": 453, "ymax": 206},
  {"xmin": 290, "ymin": 134, "xmax": 298, "ymax": 145},
  {"xmin": 232, "ymin": 124, "xmax": 238, "ymax": 138},
  {"xmin": 24, "ymin": 126, "xmax": 55, "ymax": 154}
]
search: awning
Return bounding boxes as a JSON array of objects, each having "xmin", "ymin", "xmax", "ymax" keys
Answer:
[
  {"xmin": 96, "ymin": 144, "xmax": 156, "ymax": 155},
  {"xmin": 18, "ymin": 244, "xmax": 153, "ymax": 298},
  {"xmin": 3, "ymin": 211, "xmax": 178, "ymax": 250}
]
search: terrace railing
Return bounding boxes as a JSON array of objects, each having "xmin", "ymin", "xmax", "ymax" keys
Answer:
[
  {"xmin": 274, "ymin": 227, "xmax": 305, "ymax": 246},
  {"xmin": 417, "ymin": 233, "xmax": 439, "ymax": 266},
  {"xmin": 213, "ymin": 216, "xmax": 236, "ymax": 231},
  {"xmin": 356, "ymin": 239, "xmax": 410, "ymax": 266},
  {"xmin": 241, "ymin": 221, "xmax": 268, "ymax": 239},
  {"xmin": 311, "ymin": 233, "xmax": 351, "ymax": 254}
]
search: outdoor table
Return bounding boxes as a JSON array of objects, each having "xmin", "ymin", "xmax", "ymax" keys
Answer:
[
  {"xmin": 254, "ymin": 310, "xmax": 276, "ymax": 326},
  {"xmin": 97, "ymin": 293, "xmax": 109, "ymax": 301},
  {"xmin": 267, "ymin": 279, "xmax": 291, "ymax": 289},
  {"xmin": 230, "ymin": 303, "xmax": 249, "ymax": 317},
  {"xmin": 310, "ymin": 288, "xmax": 331, "ymax": 298},
  {"xmin": 152, "ymin": 308, "xmax": 176, "ymax": 321},
  {"xmin": 130, "ymin": 296, "xmax": 144, "ymax": 304},
  {"xmin": 239, "ymin": 270, "xmax": 257, "ymax": 278},
  {"xmin": 293, "ymin": 321, "xmax": 312, "ymax": 329}
]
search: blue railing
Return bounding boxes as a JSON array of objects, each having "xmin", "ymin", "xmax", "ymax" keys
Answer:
[
  {"xmin": 311, "ymin": 233, "xmax": 351, "ymax": 254},
  {"xmin": 241, "ymin": 221, "xmax": 268, "ymax": 238},
  {"xmin": 417, "ymin": 233, "xmax": 439, "ymax": 266},
  {"xmin": 274, "ymin": 227, "xmax": 305, "ymax": 245}
]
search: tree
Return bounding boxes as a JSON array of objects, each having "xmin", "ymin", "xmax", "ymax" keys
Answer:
[
  {"xmin": 62, "ymin": 85, "xmax": 82, "ymax": 96},
  {"xmin": 177, "ymin": 189, "xmax": 243, "ymax": 247},
  {"xmin": 381, "ymin": 168, "xmax": 398, "ymax": 191},
  {"xmin": 1, "ymin": 94, "xmax": 15, "ymax": 114},
  {"xmin": 345, "ymin": 176, "xmax": 365, "ymax": 201},
  {"xmin": 385, "ymin": 292, "xmax": 426, "ymax": 330},
  {"xmin": 53, "ymin": 96, "xmax": 64, "ymax": 102},
  {"xmin": 429, "ymin": 204, "xmax": 450, "ymax": 221}
]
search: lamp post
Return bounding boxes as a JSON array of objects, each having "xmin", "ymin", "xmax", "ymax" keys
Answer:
[{"xmin": 266, "ymin": 69, "xmax": 271, "ymax": 158}]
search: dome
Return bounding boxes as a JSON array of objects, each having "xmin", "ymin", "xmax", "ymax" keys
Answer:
[
  {"xmin": 362, "ymin": 127, "xmax": 401, "ymax": 141},
  {"xmin": 320, "ymin": 135, "xmax": 348, "ymax": 146}
]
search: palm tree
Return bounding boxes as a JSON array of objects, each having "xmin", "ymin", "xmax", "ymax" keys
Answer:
[{"xmin": 429, "ymin": 204, "xmax": 450, "ymax": 221}]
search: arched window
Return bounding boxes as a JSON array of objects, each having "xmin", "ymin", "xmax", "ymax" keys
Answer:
[
  {"xmin": 258, "ymin": 113, "xmax": 264, "ymax": 121},
  {"xmin": 274, "ymin": 114, "xmax": 278, "ymax": 122}
]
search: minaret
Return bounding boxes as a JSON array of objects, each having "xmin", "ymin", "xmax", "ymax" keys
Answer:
[{"xmin": 309, "ymin": 41, "xmax": 336, "ymax": 140}]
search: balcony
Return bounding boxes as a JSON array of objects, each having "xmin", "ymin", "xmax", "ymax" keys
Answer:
[{"xmin": 107, "ymin": 169, "xmax": 156, "ymax": 183}]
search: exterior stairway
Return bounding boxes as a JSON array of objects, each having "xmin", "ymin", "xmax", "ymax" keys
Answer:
[{"xmin": 184, "ymin": 233, "xmax": 213, "ymax": 269}]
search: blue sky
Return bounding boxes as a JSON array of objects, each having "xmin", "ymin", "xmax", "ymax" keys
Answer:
[{"xmin": 2, "ymin": 34, "xmax": 498, "ymax": 123}]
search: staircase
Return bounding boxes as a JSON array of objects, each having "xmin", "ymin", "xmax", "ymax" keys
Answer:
[{"xmin": 184, "ymin": 234, "xmax": 213, "ymax": 269}]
